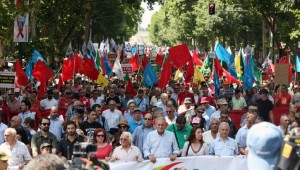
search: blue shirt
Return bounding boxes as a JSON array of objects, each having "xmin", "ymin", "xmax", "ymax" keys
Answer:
[
  {"xmin": 155, "ymin": 102, "xmax": 167, "ymax": 116},
  {"xmin": 209, "ymin": 137, "xmax": 239, "ymax": 156},
  {"xmin": 235, "ymin": 125, "xmax": 250, "ymax": 149},
  {"xmin": 143, "ymin": 130, "xmax": 180, "ymax": 158},
  {"xmin": 123, "ymin": 111, "xmax": 134, "ymax": 123},
  {"xmin": 204, "ymin": 105, "xmax": 216, "ymax": 129},
  {"xmin": 96, "ymin": 116, "xmax": 109, "ymax": 132},
  {"xmin": 132, "ymin": 125, "xmax": 155, "ymax": 158},
  {"xmin": 134, "ymin": 97, "xmax": 149, "ymax": 112},
  {"xmin": 128, "ymin": 119, "xmax": 144, "ymax": 133},
  {"xmin": 18, "ymin": 111, "xmax": 35, "ymax": 127},
  {"xmin": 49, "ymin": 117, "xmax": 63, "ymax": 141}
]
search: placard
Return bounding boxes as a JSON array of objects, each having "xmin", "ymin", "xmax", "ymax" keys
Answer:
[
  {"xmin": 274, "ymin": 64, "xmax": 289, "ymax": 84},
  {"xmin": 0, "ymin": 72, "xmax": 16, "ymax": 88}
]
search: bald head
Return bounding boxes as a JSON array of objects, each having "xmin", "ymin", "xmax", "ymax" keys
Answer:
[{"xmin": 11, "ymin": 116, "xmax": 21, "ymax": 128}]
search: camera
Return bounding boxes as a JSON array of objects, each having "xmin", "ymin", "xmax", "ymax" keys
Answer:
[
  {"xmin": 277, "ymin": 134, "xmax": 300, "ymax": 170},
  {"xmin": 76, "ymin": 105, "xmax": 85, "ymax": 114},
  {"xmin": 73, "ymin": 142, "xmax": 97, "ymax": 158}
]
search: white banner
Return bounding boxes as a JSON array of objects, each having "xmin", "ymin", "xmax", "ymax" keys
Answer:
[
  {"xmin": 13, "ymin": 13, "xmax": 29, "ymax": 42},
  {"xmin": 109, "ymin": 156, "xmax": 248, "ymax": 170}
]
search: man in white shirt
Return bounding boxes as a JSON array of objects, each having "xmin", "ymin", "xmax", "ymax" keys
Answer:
[
  {"xmin": 0, "ymin": 113, "xmax": 8, "ymax": 144},
  {"xmin": 203, "ymin": 118, "xmax": 220, "ymax": 146},
  {"xmin": 102, "ymin": 100, "xmax": 123, "ymax": 131},
  {"xmin": 40, "ymin": 89, "xmax": 58, "ymax": 111}
]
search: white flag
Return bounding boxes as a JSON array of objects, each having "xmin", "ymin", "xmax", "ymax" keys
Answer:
[{"xmin": 112, "ymin": 57, "xmax": 124, "ymax": 80}]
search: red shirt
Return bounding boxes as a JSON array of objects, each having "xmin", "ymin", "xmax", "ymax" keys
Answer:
[
  {"xmin": 58, "ymin": 97, "xmax": 73, "ymax": 119},
  {"xmin": 177, "ymin": 92, "xmax": 195, "ymax": 105},
  {"xmin": 94, "ymin": 144, "xmax": 113, "ymax": 160},
  {"xmin": 274, "ymin": 93, "xmax": 291, "ymax": 108},
  {"xmin": 79, "ymin": 97, "xmax": 90, "ymax": 109}
]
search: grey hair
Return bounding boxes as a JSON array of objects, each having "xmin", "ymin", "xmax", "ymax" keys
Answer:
[
  {"xmin": 27, "ymin": 153, "xmax": 67, "ymax": 170},
  {"xmin": 160, "ymin": 93, "xmax": 168, "ymax": 99},
  {"xmin": 153, "ymin": 107, "xmax": 164, "ymax": 116},
  {"xmin": 5, "ymin": 128, "xmax": 16, "ymax": 136},
  {"xmin": 121, "ymin": 131, "xmax": 133, "ymax": 144},
  {"xmin": 219, "ymin": 122, "xmax": 230, "ymax": 131},
  {"xmin": 155, "ymin": 116, "xmax": 166, "ymax": 122},
  {"xmin": 210, "ymin": 117, "xmax": 220, "ymax": 124}
]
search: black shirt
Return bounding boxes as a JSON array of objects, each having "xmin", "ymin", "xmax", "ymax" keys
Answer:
[
  {"xmin": 256, "ymin": 99, "xmax": 274, "ymax": 122},
  {"xmin": 58, "ymin": 136, "xmax": 84, "ymax": 160},
  {"xmin": 80, "ymin": 121, "xmax": 103, "ymax": 142}
]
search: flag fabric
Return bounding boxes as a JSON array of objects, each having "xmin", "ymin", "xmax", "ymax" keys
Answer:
[
  {"xmin": 185, "ymin": 58, "xmax": 194, "ymax": 83},
  {"xmin": 242, "ymin": 55, "xmax": 255, "ymax": 92},
  {"xmin": 61, "ymin": 57, "xmax": 74, "ymax": 81},
  {"xmin": 168, "ymin": 44, "xmax": 191, "ymax": 69},
  {"xmin": 31, "ymin": 50, "xmax": 46, "ymax": 64},
  {"xmin": 73, "ymin": 53, "xmax": 83, "ymax": 73},
  {"xmin": 87, "ymin": 40, "xmax": 96, "ymax": 58},
  {"xmin": 110, "ymin": 38, "xmax": 118, "ymax": 52},
  {"xmin": 129, "ymin": 54, "xmax": 140, "ymax": 72},
  {"xmin": 214, "ymin": 57, "xmax": 223, "ymax": 78},
  {"xmin": 158, "ymin": 58, "xmax": 172, "ymax": 88},
  {"xmin": 32, "ymin": 60, "xmax": 54, "ymax": 98},
  {"xmin": 215, "ymin": 43, "xmax": 233, "ymax": 64},
  {"xmin": 103, "ymin": 54, "xmax": 112, "ymax": 76},
  {"xmin": 66, "ymin": 42, "xmax": 73, "ymax": 57},
  {"xmin": 25, "ymin": 60, "xmax": 33, "ymax": 80},
  {"xmin": 81, "ymin": 56, "xmax": 99, "ymax": 80},
  {"xmin": 94, "ymin": 72, "xmax": 109, "ymax": 88},
  {"xmin": 143, "ymin": 62, "xmax": 158, "ymax": 87},
  {"xmin": 125, "ymin": 76, "xmax": 137, "ymax": 98},
  {"xmin": 82, "ymin": 42, "xmax": 87, "ymax": 56},
  {"xmin": 112, "ymin": 57, "xmax": 124, "ymax": 80},
  {"xmin": 235, "ymin": 52, "xmax": 242, "ymax": 76},
  {"xmin": 174, "ymin": 69, "xmax": 182, "ymax": 81},
  {"xmin": 15, "ymin": 60, "xmax": 28, "ymax": 86},
  {"xmin": 95, "ymin": 49, "xmax": 101, "ymax": 70},
  {"xmin": 141, "ymin": 55, "xmax": 149, "ymax": 71},
  {"xmin": 193, "ymin": 66, "xmax": 205, "ymax": 83},
  {"xmin": 251, "ymin": 57, "xmax": 262, "ymax": 85},
  {"xmin": 213, "ymin": 69, "xmax": 221, "ymax": 96},
  {"xmin": 222, "ymin": 68, "xmax": 240, "ymax": 84},
  {"xmin": 57, "ymin": 74, "xmax": 63, "ymax": 90},
  {"xmin": 192, "ymin": 50, "xmax": 203, "ymax": 66},
  {"xmin": 296, "ymin": 55, "xmax": 300, "ymax": 72}
]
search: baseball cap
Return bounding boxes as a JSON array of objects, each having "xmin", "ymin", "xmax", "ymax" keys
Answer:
[
  {"xmin": 248, "ymin": 106, "xmax": 258, "ymax": 110},
  {"xmin": 247, "ymin": 122, "xmax": 283, "ymax": 170},
  {"xmin": 133, "ymin": 108, "xmax": 141, "ymax": 113},
  {"xmin": 192, "ymin": 117, "xmax": 200, "ymax": 124},
  {"xmin": 14, "ymin": 88, "xmax": 20, "ymax": 93},
  {"xmin": 200, "ymin": 97, "xmax": 210, "ymax": 104},
  {"xmin": 184, "ymin": 97, "xmax": 192, "ymax": 104},
  {"xmin": 40, "ymin": 143, "xmax": 53, "ymax": 150}
]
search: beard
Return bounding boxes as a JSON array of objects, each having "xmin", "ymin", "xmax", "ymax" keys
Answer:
[{"xmin": 42, "ymin": 127, "xmax": 49, "ymax": 132}]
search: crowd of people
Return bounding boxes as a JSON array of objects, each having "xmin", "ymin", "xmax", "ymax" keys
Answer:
[{"xmin": 0, "ymin": 72, "xmax": 299, "ymax": 169}]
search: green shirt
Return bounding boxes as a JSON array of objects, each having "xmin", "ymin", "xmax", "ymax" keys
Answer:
[
  {"xmin": 31, "ymin": 131, "xmax": 58, "ymax": 154},
  {"xmin": 166, "ymin": 124, "xmax": 192, "ymax": 149}
]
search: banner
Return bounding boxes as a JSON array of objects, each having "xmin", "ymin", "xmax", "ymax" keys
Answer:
[
  {"xmin": 109, "ymin": 156, "xmax": 248, "ymax": 170},
  {"xmin": 274, "ymin": 64, "xmax": 289, "ymax": 85},
  {"xmin": 14, "ymin": 0, "xmax": 29, "ymax": 42},
  {"xmin": 0, "ymin": 72, "xmax": 16, "ymax": 88},
  {"xmin": 121, "ymin": 64, "xmax": 133, "ymax": 74}
]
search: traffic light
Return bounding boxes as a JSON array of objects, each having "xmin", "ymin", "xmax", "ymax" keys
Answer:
[{"xmin": 209, "ymin": 3, "xmax": 215, "ymax": 15}]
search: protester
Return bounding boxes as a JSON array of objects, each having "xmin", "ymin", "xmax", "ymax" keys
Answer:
[
  {"xmin": 181, "ymin": 127, "xmax": 209, "ymax": 156},
  {"xmin": 93, "ymin": 128, "xmax": 113, "ymax": 161}
]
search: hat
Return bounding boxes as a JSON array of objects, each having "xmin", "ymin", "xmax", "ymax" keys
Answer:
[
  {"xmin": 64, "ymin": 90, "xmax": 71, "ymax": 94},
  {"xmin": 118, "ymin": 119, "xmax": 130, "ymax": 128},
  {"xmin": 192, "ymin": 117, "xmax": 200, "ymax": 124},
  {"xmin": 127, "ymin": 99, "xmax": 135, "ymax": 107},
  {"xmin": 259, "ymin": 88, "xmax": 269, "ymax": 94},
  {"xmin": 184, "ymin": 97, "xmax": 192, "ymax": 104},
  {"xmin": 217, "ymin": 98, "xmax": 228, "ymax": 105},
  {"xmin": 166, "ymin": 87, "xmax": 174, "ymax": 93},
  {"xmin": 247, "ymin": 122, "xmax": 283, "ymax": 170},
  {"xmin": 14, "ymin": 88, "xmax": 20, "ymax": 93},
  {"xmin": 200, "ymin": 97, "xmax": 209, "ymax": 104},
  {"xmin": 40, "ymin": 143, "xmax": 53, "ymax": 150},
  {"xmin": 248, "ymin": 105, "xmax": 258, "ymax": 110},
  {"xmin": 184, "ymin": 84, "xmax": 189, "ymax": 88},
  {"xmin": 133, "ymin": 108, "xmax": 141, "ymax": 113}
]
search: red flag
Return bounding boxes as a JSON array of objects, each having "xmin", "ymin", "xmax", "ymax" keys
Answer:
[
  {"xmin": 57, "ymin": 74, "xmax": 63, "ymax": 90},
  {"xmin": 155, "ymin": 49, "xmax": 164, "ymax": 66},
  {"xmin": 158, "ymin": 58, "xmax": 172, "ymax": 88},
  {"xmin": 222, "ymin": 68, "xmax": 240, "ymax": 84},
  {"xmin": 15, "ymin": 60, "xmax": 28, "ymax": 86},
  {"xmin": 168, "ymin": 44, "xmax": 191, "ymax": 69},
  {"xmin": 141, "ymin": 54, "xmax": 149, "ymax": 71},
  {"xmin": 73, "ymin": 53, "xmax": 83, "ymax": 73},
  {"xmin": 80, "ymin": 56, "xmax": 99, "ymax": 80},
  {"xmin": 125, "ymin": 78, "xmax": 137, "ymax": 98},
  {"xmin": 61, "ymin": 57, "xmax": 74, "ymax": 81},
  {"xmin": 192, "ymin": 50, "xmax": 203, "ymax": 66},
  {"xmin": 129, "ymin": 54, "xmax": 140, "ymax": 72},
  {"xmin": 214, "ymin": 57, "xmax": 223, "ymax": 77},
  {"xmin": 185, "ymin": 58, "xmax": 194, "ymax": 83},
  {"xmin": 32, "ymin": 60, "xmax": 54, "ymax": 98}
]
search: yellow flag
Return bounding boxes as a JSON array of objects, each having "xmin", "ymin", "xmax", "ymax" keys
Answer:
[
  {"xmin": 174, "ymin": 69, "xmax": 181, "ymax": 81},
  {"xmin": 94, "ymin": 72, "xmax": 109, "ymax": 88},
  {"xmin": 235, "ymin": 53, "xmax": 242, "ymax": 75},
  {"xmin": 193, "ymin": 66, "xmax": 205, "ymax": 83}
]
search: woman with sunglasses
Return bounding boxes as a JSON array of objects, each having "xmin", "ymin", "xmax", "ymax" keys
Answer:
[
  {"xmin": 110, "ymin": 132, "xmax": 143, "ymax": 162},
  {"xmin": 111, "ymin": 119, "xmax": 130, "ymax": 148},
  {"xmin": 191, "ymin": 106, "xmax": 206, "ymax": 130},
  {"xmin": 181, "ymin": 127, "xmax": 209, "ymax": 157},
  {"xmin": 93, "ymin": 128, "xmax": 113, "ymax": 161}
]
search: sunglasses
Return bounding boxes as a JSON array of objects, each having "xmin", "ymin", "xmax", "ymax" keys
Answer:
[
  {"xmin": 97, "ymin": 134, "xmax": 104, "ymax": 138},
  {"xmin": 197, "ymin": 111, "xmax": 204, "ymax": 113},
  {"xmin": 119, "ymin": 125, "xmax": 127, "ymax": 129},
  {"xmin": 42, "ymin": 123, "xmax": 50, "ymax": 126},
  {"xmin": 166, "ymin": 111, "xmax": 172, "ymax": 113}
]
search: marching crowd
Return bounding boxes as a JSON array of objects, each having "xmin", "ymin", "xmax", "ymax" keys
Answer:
[{"xmin": 0, "ymin": 74, "xmax": 299, "ymax": 169}]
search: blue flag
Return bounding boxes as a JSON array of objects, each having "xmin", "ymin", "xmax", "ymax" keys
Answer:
[
  {"xmin": 242, "ymin": 56, "xmax": 255, "ymax": 92},
  {"xmin": 103, "ymin": 54, "xmax": 112, "ymax": 76},
  {"xmin": 31, "ymin": 50, "xmax": 46, "ymax": 64},
  {"xmin": 25, "ymin": 60, "xmax": 33, "ymax": 80},
  {"xmin": 143, "ymin": 62, "xmax": 158, "ymax": 87},
  {"xmin": 215, "ymin": 43, "xmax": 233, "ymax": 64},
  {"xmin": 228, "ymin": 53, "xmax": 238, "ymax": 79},
  {"xmin": 296, "ymin": 55, "xmax": 300, "ymax": 73},
  {"xmin": 213, "ymin": 69, "xmax": 221, "ymax": 96}
]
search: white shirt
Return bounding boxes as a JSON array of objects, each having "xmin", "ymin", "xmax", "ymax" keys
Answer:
[
  {"xmin": 203, "ymin": 130, "xmax": 219, "ymax": 146},
  {"xmin": 102, "ymin": 109, "xmax": 123, "ymax": 129},
  {"xmin": 90, "ymin": 96, "xmax": 104, "ymax": 107},
  {"xmin": 165, "ymin": 116, "xmax": 176, "ymax": 125},
  {"xmin": 0, "ymin": 123, "xmax": 8, "ymax": 144},
  {"xmin": 0, "ymin": 141, "xmax": 32, "ymax": 167},
  {"xmin": 112, "ymin": 145, "xmax": 143, "ymax": 162},
  {"xmin": 40, "ymin": 98, "xmax": 58, "ymax": 110},
  {"xmin": 178, "ymin": 105, "xmax": 195, "ymax": 123}
]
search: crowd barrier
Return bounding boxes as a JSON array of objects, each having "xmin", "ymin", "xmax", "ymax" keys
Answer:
[{"xmin": 109, "ymin": 156, "xmax": 248, "ymax": 170}]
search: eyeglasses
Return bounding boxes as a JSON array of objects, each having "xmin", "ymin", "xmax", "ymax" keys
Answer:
[
  {"xmin": 166, "ymin": 111, "xmax": 172, "ymax": 113},
  {"xmin": 144, "ymin": 118, "xmax": 152, "ymax": 121},
  {"xmin": 120, "ymin": 138, "xmax": 128, "ymax": 141},
  {"xmin": 119, "ymin": 125, "xmax": 127, "ymax": 129},
  {"xmin": 42, "ymin": 123, "xmax": 50, "ymax": 126},
  {"xmin": 197, "ymin": 111, "xmax": 204, "ymax": 113},
  {"xmin": 97, "ymin": 134, "xmax": 104, "ymax": 138}
]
